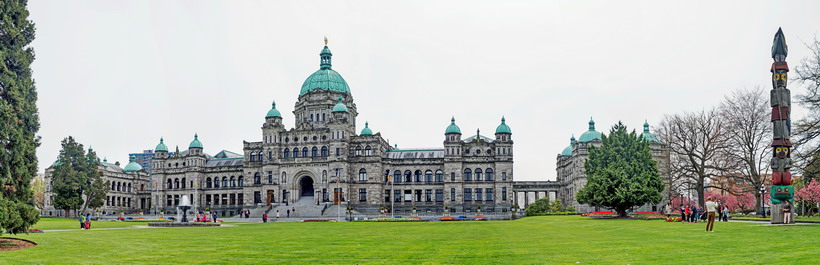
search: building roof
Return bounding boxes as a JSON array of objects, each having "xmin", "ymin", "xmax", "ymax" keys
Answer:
[
  {"xmin": 386, "ymin": 149, "xmax": 445, "ymax": 159},
  {"xmin": 266, "ymin": 101, "xmax": 282, "ymax": 118},
  {"xmin": 360, "ymin": 122, "xmax": 373, "ymax": 135},
  {"xmin": 155, "ymin": 137, "xmax": 168, "ymax": 152},
  {"xmin": 205, "ymin": 157, "xmax": 244, "ymax": 167},
  {"xmin": 213, "ymin": 150, "xmax": 243, "ymax": 159},
  {"xmin": 123, "ymin": 156, "xmax": 143, "ymax": 172},
  {"xmin": 561, "ymin": 135, "xmax": 576, "ymax": 156},
  {"xmin": 641, "ymin": 121, "xmax": 660, "ymax": 143},
  {"xmin": 578, "ymin": 118, "xmax": 602, "ymax": 143},
  {"xmin": 495, "ymin": 116, "xmax": 511, "ymax": 134},
  {"xmin": 463, "ymin": 134, "xmax": 494, "ymax": 142},
  {"xmin": 445, "ymin": 117, "xmax": 461, "ymax": 134},
  {"xmin": 332, "ymin": 97, "xmax": 349, "ymax": 112},
  {"xmin": 189, "ymin": 134, "xmax": 203, "ymax": 149},
  {"xmin": 299, "ymin": 45, "xmax": 351, "ymax": 96}
]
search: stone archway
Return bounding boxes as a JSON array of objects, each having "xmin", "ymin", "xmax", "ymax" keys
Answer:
[{"xmin": 299, "ymin": 176, "xmax": 315, "ymax": 197}]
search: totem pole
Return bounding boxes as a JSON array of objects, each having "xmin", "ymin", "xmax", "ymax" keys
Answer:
[{"xmin": 769, "ymin": 28, "xmax": 794, "ymax": 224}]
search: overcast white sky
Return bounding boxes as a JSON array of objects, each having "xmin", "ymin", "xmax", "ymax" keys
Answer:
[{"xmin": 28, "ymin": 1, "xmax": 820, "ymax": 181}]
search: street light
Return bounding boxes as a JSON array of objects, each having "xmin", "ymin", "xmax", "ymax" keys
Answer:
[{"xmin": 760, "ymin": 184, "xmax": 766, "ymax": 218}]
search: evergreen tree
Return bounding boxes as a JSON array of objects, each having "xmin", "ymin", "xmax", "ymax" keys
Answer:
[
  {"xmin": 525, "ymin": 197, "xmax": 550, "ymax": 215},
  {"xmin": 51, "ymin": 137, "xmax": 101, "ymax": 217},
  {"xmin": 0, "ymin": 0, "xmax": 40, "ymax": 234},
  {"xmin": 577, "ymin": 122, "xmax": 664, "ymax": 217}
]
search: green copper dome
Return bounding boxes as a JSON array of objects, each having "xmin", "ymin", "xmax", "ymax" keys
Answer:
[
  {"xmin": 361, "ymin": 121, "xmax": 373, "ymax": 135},
  {"xmin": 299, "ymin": 45, "xmax": 351, "ymax": 96},
  {"xmin": 561, "ymin": 135, "xmax": 576, "ymax": 156},
  {"xmin": 123, "ymin": 156, "xmax": 143, "ymax": 172},
  {"xmin": 495, "ymin": 116, "xmax": 511, "ymax": 134},
  {"xmin": 332, "ymin": 97, "xmax": 349, "ymax": 112},
  {"xmin": 641, "ymin": 121, "xmax": 660, "ymax": 143},
  {"xmin": 189, "ymin": 134, "xmax": 203, "ymax": 149},
  {"xmin": 266, "ymin": 101, "xmax": 282, "ymax": 118},
  {"xmin": 155, "ymin": 137, "xmax": 168, "ymax": 152},
  {"xmin": 445, "ymin": 117, "xmax": 461, "ymax": 134},
  {"xmin": 578, "ymin": 118, "xmax": 602, "ymax": 143}
]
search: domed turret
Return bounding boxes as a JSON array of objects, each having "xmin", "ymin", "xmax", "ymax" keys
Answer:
[
  {"xmin": 266, "ymin": 101, "xmax": 282, "ymax": 118},
  {"xmin": 189, "ymin": 134, "xmax": 203, "ymax": 149},
  {"xmin": 641, "ymin": 120, "xmax": 660, "ymax": 143},
  {"xmin": 332, "ymin": 97, "xmax": 349, "ymax": 112},
  {"xmin": 360, "ymin": 121, "xmax": 373, "ymax": 135},
  {"xmin": 299, "ymin": 39, "xmax": 351, "ymax": 96},
  {"xmin": 578, "ymin": 118, "xmax": 602, "ymax": 143},
  {"xmin": 123, "ymin": 156, "xmax": 143, "ymax": 172},
  {"xmin": 155, "ymin": 137, "xmax": 168, "ymax": 152},
  {"xmin": 561, "ymin": 135, "xmax": 576, "ymax": 156},
  {"xmin": 495, "ymin": 116, "xmax": 512, "ymax": 134},
  {"xmin": 445, "ymin": 117, "xmax": 461, "ymax": 134}
]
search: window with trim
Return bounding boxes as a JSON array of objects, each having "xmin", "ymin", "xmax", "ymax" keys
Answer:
[
  {"xmin": 464, "ymin": 189, "xmax": 472, "ymax": 202},
  {"xmin": 450, "ymin": 188, "xmax": 455, "ymax": 201},
  {"xmin": 502, "ymin": 187, "xmax": 507, "ymax": 201},
  {"xmin": 464, "ymin": 168, "xmax": 472, "ymax": 181},
  {"xmin": 502, "ymin": 172, "xmax": 507, "ymax": 181},
  {"xmin": 365, "ymin": 145, "xmax": 372, "ymax": 156},
  {"xmin": 404, "ymin": 170, "xmax": 412, "ymax": 182},
  {"xmin": 283, "ymin": 149, "xmax": 290, "ymax": 158},
  {"xmin": 359, "ymin": 168, "xmax": 367, "ymax": 181},
  {"xmin": 425, "ymin": 189, "xmax": 432, "ymax": 202},
  {"xmin": 415, "ymin": 170, "xmax": 422, "ymax": 182},
  {"xmin": 206, "ymin": 178, "xmax": 212, "ymax": 188},
  {"xmin": 239, "ymin": 176, "xmax": 244, "ymax": 187},
  {"xmin": 355, "ymin": 146, "xmax": 362, "ymax": 156},
  {"xmin": 312, "ymin": 147, "xmax": 318, "ymax": 157},
  {"xmin": 359, "ymin": 188, "xmax": 367, "ymax": 202},
  {"xmin": 475, "ymin": 188, "xmax": 483, "ymax": 202},
  {"xmin": 486, "ymin": 188, "xmax": 493, "ymax": 201},
  {"xmin": 281, "ymin": 172, "xmax": 287, "ymax": 184},
  {"xmin": 322, "ymin": 170, "xmax": 328, "ymax": 183},
  {"xmin": 486, "ymin": 168, "xmax": 494, "ymax": 181},
  {"xmin": 450, "ymin": 172, "xmax": 455, "ymax": 182},
  {"xmin": 435, "ymin": 189, "xmax": 443, "ymax": 202},
  {"xmin": 253, "ymin": 173, "xmax": 261, "ymax": 185},
  {"xmin": 302, "ymin": 147, "xmax": 308, "ymax": 157},
  {"xmin": 292, "ymin": 148, "xmax": 299, "ymax": 158},
  {"xmin": 321, "ymin": 146, "xmax": 329, "ymax": 156},
  {"xmin": 435, "ymin": 170, "xmax": 444, "ymax": 182},
  {"xmin": 475, "ymin": 168, "xmax": 483, "ymax": 181},
  {"xmin": 425, "ymin": 170, "xmax": 433, "ymax": 182},
  {"xmin": 394, "ymin": 170, "xmax": 402, "ymax": 183},
  {"xmin": 267, "ymin": 171, "xmax": 273, "ymax": 184}
]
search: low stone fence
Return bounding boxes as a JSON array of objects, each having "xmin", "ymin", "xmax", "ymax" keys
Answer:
[{"xmin": 147, "ymin": 222, "xmax": 221, "ymax": 227}]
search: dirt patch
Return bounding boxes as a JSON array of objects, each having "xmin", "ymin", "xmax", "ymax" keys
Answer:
[{"xmin": 0, "ymin": 237, "xmax": 37, "ymax": 251}]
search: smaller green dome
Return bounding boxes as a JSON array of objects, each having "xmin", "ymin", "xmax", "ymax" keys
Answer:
[
  {"xmin": 123, "ymin": 156, "xmax": 143, "ymax": 172},
  {"xmin": 642, "ymin": 120, "xmax": 660, "ymax": 143},
  {"xmin": 561, "ymin": 135, "xmax": 576, "ymax": 156},
  {"xmin": 189, "ymin": 134, "xmax": 203, "ymax": 149},
  {"xmin": 155, "ymin": 137, "xmax": 168, "ymax": 152},
  {"xmin": 445, "ymin": 117, "xmax": 461, "ymax": 134},
  {"xmin": 495, "ymin": 116, "xmax": 512, "ymax": 134},
  {"xmin": 266, "ymin": 101, "xmax": 282, "ymax": 118},
  {"xmin": 332, "ymin": 97, "xmax": 349, "ymax": 112},
  {"xmin": 578, "ymin": 117, "xmax": 602, "ymax": 143},
  {"xmin": 361, "ymin": 121, "xmax": 373, "ymax": 135}
]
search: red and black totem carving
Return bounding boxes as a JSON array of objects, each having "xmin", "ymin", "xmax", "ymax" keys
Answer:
[{"xmin": 769, "ymin": 28, "xmax": 794, "ymax": 205}]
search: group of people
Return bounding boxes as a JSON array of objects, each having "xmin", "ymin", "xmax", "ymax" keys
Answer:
[
  {"xmin": 262, "ymin": 207, "xmax": 298, "ymax": 223},
  {"xmin": 673, "ymin": 200, "xmax": 729, "ymax": 224},
  {"xmin": 78, "ymin": 213, "xmax": 92, "ymax": 230},
  {"xmin": 194, "ymin": 212, "xmax": 220, "ymax": 223}
]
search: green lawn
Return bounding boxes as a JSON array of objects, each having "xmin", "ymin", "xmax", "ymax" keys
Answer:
[
  {"xmin": 731, "ymin": 216, "xmax": 820, "ymax": 222},
  {"xmin": 2, "ymin": 216, "xmax": 818, "ymax": 264}
]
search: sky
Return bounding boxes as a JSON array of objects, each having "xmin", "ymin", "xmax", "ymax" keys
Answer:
[{"xmin": 28, "ymin": 1, "xmax": 820, "ymax": 181}]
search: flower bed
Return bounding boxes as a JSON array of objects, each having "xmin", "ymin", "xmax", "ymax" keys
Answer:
[
  {"xmin": 122, "ymin": 219, "xmax": 174, "ymax": 222},
  {"xmin": 358, "ymin": 218, "xmax": 427, "ymax": 222},
  {"xmin": 439, "ymin": 216, "xmax": 454, "ymax": 221},
  {"xmin": 302, "ymin": 219, "xmax": 337, "ymax": 222},
  {"xmin": 473, "ymin": 216, "xmax": 488, "ymax": 221},
  {"xmin": 582, "ymin": 211, "xmax": 618, "ymax": 218},
  {"xmin": 527, "ymin": 212, "xmax": 580, "ymax": 216},
  {"xmin": 665, "ymin": 217, "xmax": 682, "ymax": 222},
  {"xmin": 631, "ymin": 212, "xmax": 667, "ymax": 220}
]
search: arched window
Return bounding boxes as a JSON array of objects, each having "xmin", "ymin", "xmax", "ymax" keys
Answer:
[
  {"xmin": 415, "ymin": 170, "xmax": 422, "ymax": 182},
  {"xmin": 116, "ymin": 182, "xmax": 121, "ymax": 191},
  {"xmin": 485, "ymin": 168, "xmax": 494, "ymax": 181},
  {"xmin": 475, "ymin": 168, "xmax": 483, "ymax": 181},
  {"xmin": 213, "ymin": 177, "xmax": 220, "ymax": 188},
  {"xmin": 355, "ymin": 146, "xmax": 362, "ymax": 156},
  {"xmin": 174, "ymin": 178, "xmax": 180, "ymax": 189},
  {"xmin": 231, "ymin": 176, "xmax": 236, "ymax": 187},
  {"xmin": 302, "ymin": 147, "xmax": 308, "ymax": 157},
  {"xmin": 254, "ymin": 173, "xmax": 261, "ymax": 185},
  {"xmin": 258, "ymin": 152, "xmax": 264, "ymax": 162},
  {"xmin": 293, "ymin": 148, "xmax": 300, "ymax": 158},
  {"xmin": 502, "ymin": 187, "xmax": 507, "ymax": 201},
  {"xmin": 140, "ymin": 184, "xmax": 144, "ymax": 191},
  {"xmin": 312, "ymin": 146, "xmax": 318, "ymax": 157},
  {"xmin": 464, "ymin": 169, "xmax": 472, "ymax": 181},
  {"xmin": 283, "ymin": 148, "xmax": 290, "ymax": 158},
  {"xmin": 435, "ymin": 170, "xmax": 444, "ymax": 182},
  {"xmin": 181, "ymin": 178, "xmax": 186, "ymax": 189},
  {"xmin": 359, "ymin": 168, "xmax": 367, "ymax": 181},
  {"xmin": 393, "ymin": 170, "xmax": 402, "ymax": 183},
  {"xmin": 425, "ymin": 170, "xmax": 433, "ymax": 182},
  {"xmin": 128, "ymin": 183, "xmax": 132, "ymax": 192},
  {"xmin": 404, "ymin": 170, "xmax": 412, "ymax": 182},
  {"xmin": 322, "ymin": 170, "xmax": 328, "ymax": 183},
  {"xmin": 238, "ymin": 176, "xmax": 244, "ymax": 187},
  {"xmin": 222, "ymin": 177, "xmax": 228, "ymax": 187},
  {"xmin": 365, "ymin": 145, "xmax": 372, "ymax": 156},
  {"xmin": 206, "ymin": 177, "xmax": 212, "ymax": 188},
  {"xmin": 321, "ymin": 146, "xmax": 329, "ymax": 156},
  {"xmin": 281, "ymin": 172, "xmax": 287, "ymax": 184},
  {"xmin": 111, "ymin": 182, "xmax": 116, "ymax": 190}
]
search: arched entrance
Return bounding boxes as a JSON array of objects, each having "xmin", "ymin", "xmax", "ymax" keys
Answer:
[{"xmin": 299, "ymin": 176, "xmax": 315, "ymax": 197}]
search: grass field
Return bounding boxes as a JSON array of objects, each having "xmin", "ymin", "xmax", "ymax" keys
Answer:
[
  {"xmin": 731, "ymin": 216, "xmax": 820, "ymax": 222},
  {"xmin": 2, "ymin": 216, "xmax": 818, "ymax": 264}
]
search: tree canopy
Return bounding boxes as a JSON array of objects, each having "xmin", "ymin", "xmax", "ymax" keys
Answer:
[
  {"xmin": 51, "ymin": 136, "xmax": 103, "ymax": 217},
  {"xmin": 0, "ymin": 0, "xmax": 40, "ymax": 234},
  {"xmin": 577, "ymin": 122, "xmax": 664, "ymax": 217}
]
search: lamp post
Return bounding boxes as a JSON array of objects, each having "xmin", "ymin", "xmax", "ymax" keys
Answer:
[
  {"xmin": 336, "ymin": 168, "xmax": 341, "ymax": 221},
  {"xmin": 760, "ymin": 184, "xmax": 766, "ymax": 218},
  {"xmin": 390, "ymin": 174, "xmax": 394, "ymax": 217}
]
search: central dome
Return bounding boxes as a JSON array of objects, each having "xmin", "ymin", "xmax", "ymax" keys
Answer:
[{"xmin": 299, "ymin": 45, "xmax": 351, "ymax": 96}]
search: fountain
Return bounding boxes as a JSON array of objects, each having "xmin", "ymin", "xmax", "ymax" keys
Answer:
[{"xmin": 148, "ymin": 195, "xmax": 220, "ymax": 227}]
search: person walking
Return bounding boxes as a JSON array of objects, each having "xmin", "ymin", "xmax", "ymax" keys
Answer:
[
  {"xmin": 286, "ymin": 209, "xmax": 290, "ymax": 218},
  {"xmin": 783, "ymin": 201, "xmax": 792, "ymax": 224},
  {"xmin": 276, "ymin": 210, "xmax": 280, "ymax": 219},
  {"xmin": 262, "ymin": 213, "xmax": 268, "ymax": 223},
  {"xmin": 721, "ymin": 206, "xmax": 729, "ymax": 222},
  {"xmin": 79, "ymin": 214, "xmax": 86, "ymax": 230},
  {"xmin": 691, "ymin": 204, "xmax": 699, "ymax": 223},
  {"xmin": 679, "ymin": 204, "xmax": 686, "ymax": 223},
  {"xmin": 292, "ymin": 207, "xmax": 296, "ymax": 217},
  {"xmin": 196, "ymin": 212, "xmax": 201, "ymax": 222},
  {"xmin": 684, "ymin": 205, "xmax": 691, "ymax": 223},
  {"xmin": 705, "ymin": 197, "xmax": 718, "ymax": 232},
  {"xmin": 664, "ymin": 204, "xmax": 672, "ymax": 218},
  {"xmin": 212, "ymin": 212, "xmax": 218, "ymax": 223}
]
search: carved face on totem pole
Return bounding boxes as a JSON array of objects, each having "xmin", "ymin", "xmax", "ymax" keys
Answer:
[
  {"xmin": 772, "ymin": 70, "xmax": 788, "ymax": 88},
  {"xmin": 774, "ymin": 146, "xmax": 789, "ymax": 159}
]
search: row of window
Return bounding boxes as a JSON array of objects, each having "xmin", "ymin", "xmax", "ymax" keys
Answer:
[
  {"xmin": 106, "ymin": 196, "xmax": 131, "ymax": 207},
  {"xmin": 282, "ymin": 146, "xmax": 331, "ymax": 158},
  {"xmin": 205, "ymin": 176, "xmax": 244, "ymax": 188},
  {"xmin": 379, "ymin": 187, "xmax": 508, "ymax": 203},
  {"xmin": 111, "ymin": 181, "xmax": 135, "ymax": 192}
]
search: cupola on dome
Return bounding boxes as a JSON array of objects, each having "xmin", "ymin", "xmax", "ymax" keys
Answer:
[
  {"xmin": 155, "ymin": 138, "xmax": 168, "ymax": 152},
  {"xmin": 189, "ymin": 134, "xmax": 203, "ymax": 149},
  {"xmin": 561, "ymin": 135, "xmax": 576, "ymax": 156},
  {"xmin": 495, "ymin": 116, "xmax": 511, "ymax": 134},
  {"xmin": 445, "ymin": 117, "xmax": 461, "ymax": 134},
  {"xmin": 360, "ymin": 122, "xmax": 373, "ymax": 135},
  {"xmin": 641, "ymin": 121, "xmax": 660, "ymax": 143},
  {"xmin": 332, "ymin": 97, "xmax": 349, "ymax": 112},
  {"xmin": 123, "ymin": 156, "xmax": 143, "ymax": 172},
  {"xmin": 299, "ymin": 41, "xmax": 351, "ymax": 96},
  {"xmin": 266, "ymin": 101, "xmax": 282, "ymax": 118},
  {"xmin": 578, "ymin": 118, "xmax": 602, "ymax": 143}
]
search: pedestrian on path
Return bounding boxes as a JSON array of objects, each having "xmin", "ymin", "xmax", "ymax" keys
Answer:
[
  {"xmin": 262, "ymin": 213, "xmax": 268, "ymax": 223},
  {"xmin": 79, "ymin": 214, "xmax": 85, "ymax": 230},
  {"xmin": 286, "ymin": 209, "xmax": 290, "ymax": 218},
  {"xmin": 783, "ymin": 201, "xmax": 793, "ymax": 224},
  {"xmin": 684, "ymin": 205, "xmax": 691, "ymax": 223},
  {"xmin": 213, "ymin": 213, "xmax": 218, "ymax": 223},
  {"xmin": 276, "ymin": 210, "xmax": 280, "ymax": 219},
  {"xmin": 679, "ymin": 204, "xmax": 686, "ymax": 223},
  {"xmin": 292, "ymin": 207, "xmax": 296, "ymax": 217},
  {"xmin": 85, "ymin": 213, "xmax": 91, "ymax": 230},
  {"xmin": 705, "ymin": 197, "xmax": 718, "ymax": 232},
  {"xmin": 691, "ymin": 204, "xmax": 699, "ymax": 223},
  {"xmin": 722, "ymin": 206, "xmax": 729, "ymax": 222}
]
